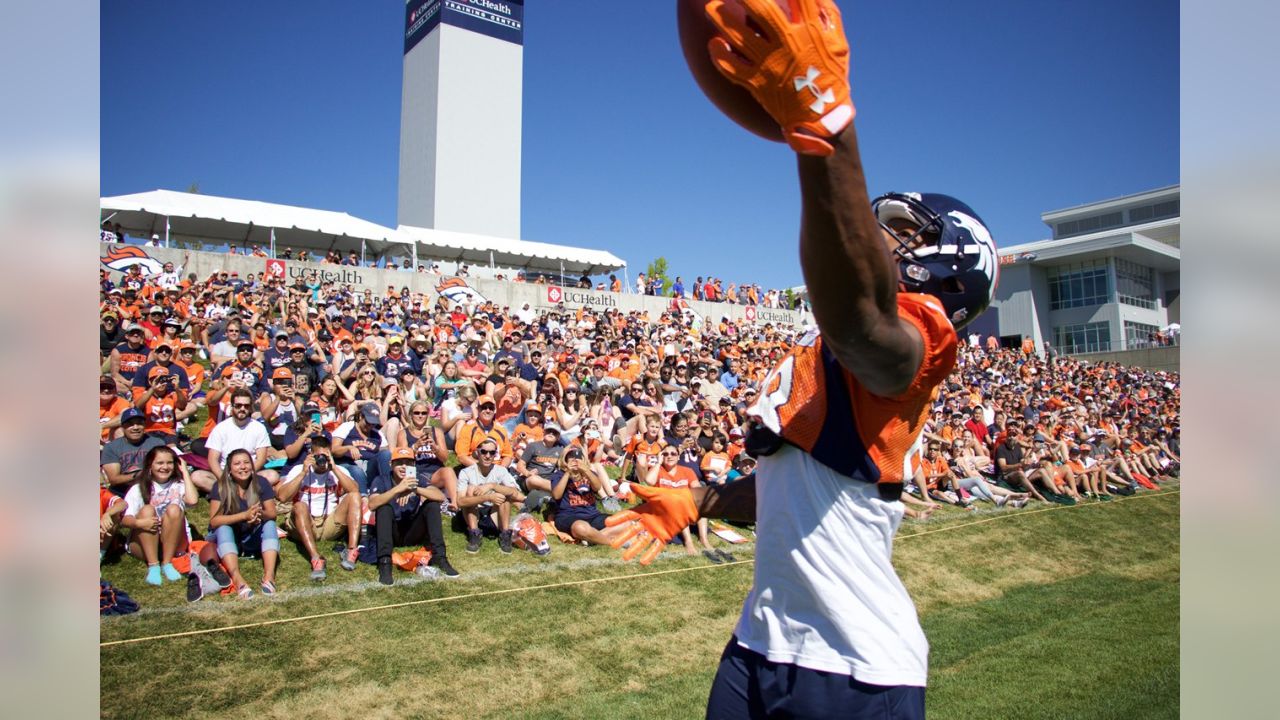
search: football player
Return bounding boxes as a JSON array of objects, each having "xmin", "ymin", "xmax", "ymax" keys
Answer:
[{"xmin": 608, "ymin": 1, "xmax": 999, "ymax": 717}]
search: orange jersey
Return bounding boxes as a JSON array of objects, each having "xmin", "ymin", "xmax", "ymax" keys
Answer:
[
  {"xmin": 100, "ymin": 487, "xmax": 122, "ymax": 516},
  {"xmin": 99, "ymin": 397, "xmax": 131, "ymax": 441},
  {"xmin": 142, "ymin": 393, "xmax": 179, "ymax": 435},
  {"xmin": 626, "ymin": 438, "xmax": 664, "ymax": 477},
  {"xmin": 655, "ymin": 464, "xmax": 700, "ymax": 490},
  {"xmin": 750, "ymin": 293, "xmax": 957, "ymax": 486}
]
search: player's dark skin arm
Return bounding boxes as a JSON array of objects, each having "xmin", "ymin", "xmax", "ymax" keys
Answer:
[
  {"xmin": 796, "ymin": 124, "xmax": 924, "ymax": 397},
  {"xmin": 690, "ymin": 476, "xmax": 757, "ymax": 524}
]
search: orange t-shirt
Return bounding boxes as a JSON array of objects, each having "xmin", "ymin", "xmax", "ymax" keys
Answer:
[
  {"xmin": 99, "ymin": 397, "xmax": 131, "ymax": 442},
  {"xmin": 626, "ymin": 438, "xmax": 664, "ymax": 477},
  {"xmin": 655, "ymin": 464, "xmax": 700, "ymax": 490}
]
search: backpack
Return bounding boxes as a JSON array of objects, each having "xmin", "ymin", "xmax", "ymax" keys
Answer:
[{"xmin": 100, "ymin": 580, "xmax": 140, "ymax": 616}]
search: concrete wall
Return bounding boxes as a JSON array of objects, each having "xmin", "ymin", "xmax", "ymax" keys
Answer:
[
  {"xmin": 100, "ymin": 245, "xmax": 813, "ymax": 328},
  {"xmin": 1067, "ymin": 346, "xmax": 1180, "ymax": 373}
]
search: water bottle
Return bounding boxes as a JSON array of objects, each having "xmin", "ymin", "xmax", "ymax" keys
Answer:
[{"xmin": 414, "ymin": 563, "xmax": 441, "ymax": 580}]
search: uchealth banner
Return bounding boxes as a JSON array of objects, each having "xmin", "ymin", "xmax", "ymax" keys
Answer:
[
  {"xmin": 405, "ymin": 0, "xmax": 523, "ymax": 54},
  {"xmin": 99, "ymin": 244, "xmax": 809, "ymax": 328}
]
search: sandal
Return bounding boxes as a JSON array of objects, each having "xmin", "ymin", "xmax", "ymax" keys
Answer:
[
  {"xmin": 237, "ymin": 584, "xmax": 254, "ymax": 600},
  {"xmin": 260, "ymin": 580, "xmax": 276, "ymax": 596}
]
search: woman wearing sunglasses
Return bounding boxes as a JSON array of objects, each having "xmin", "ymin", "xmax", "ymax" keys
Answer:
[
  {"xmin": 397, "ymin": 400, "xmax": 458, "ymax": 511},
  {"xmin": 643, "ymin": 443, "xmax": 725, "ymax": 563},
  {"xmin": 550, "ymin": 446, "xmax": 632, "ymax": 547}
]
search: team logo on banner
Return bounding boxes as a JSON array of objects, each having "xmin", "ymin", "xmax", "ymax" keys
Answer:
[
  {"xmin": 265, "ymin": 259, "xmax": 285, "ymax": 278},
  {"xmin": 435, "ymin": 277, "xmax": 488, "ymax": 306},
  {"xmin": 547, "ymin": 286, "xmax": 563, "ymax": 303},
  {"xmin": 744, "ymin": 306, "xmax": 757, "ymax": 322},
  {"xmin": 100, "ymin": 246, "xmax": 164, "ymax": 275}
]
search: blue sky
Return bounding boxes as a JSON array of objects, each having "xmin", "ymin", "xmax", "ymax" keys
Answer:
[{"xmin": 101, "ymin": 1, "xmax": 1178, "ymax": 288}]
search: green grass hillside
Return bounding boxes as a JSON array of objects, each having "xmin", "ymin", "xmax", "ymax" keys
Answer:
[{"xmin": 101, "ymin": 485, "xmax": 1179, "ymax": 719}]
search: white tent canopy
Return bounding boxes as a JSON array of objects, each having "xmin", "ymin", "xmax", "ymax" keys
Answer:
[
  {"xmin": 396, "ymin": 224, "xmax": 626, "ymax": 276},
  {"xmin": 100, "ymin": 189, "xmax": 410, "ymax": 257},
  {"xmin": 101, "ymin": 190, "xmax": 627, "ymax": 275}
]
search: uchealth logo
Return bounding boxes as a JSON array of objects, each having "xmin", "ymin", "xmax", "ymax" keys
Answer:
[
  {"xmin": 265, "ymin": 259, "xmax": 285, "ymax": 279},
  {"xmin": 547, "ymin": 286, "xmax": 563, "ymax": 303},
  {"xmin": 744, "ymin": 306, "xmax": 757, "ymax": 322},
  {"xmin": 101, "ymin": 246, "xmax": 164, "ymax": 275},
  {"xmin": 435, "ymin": 277, "xmax": 488, "ymax": 306}
]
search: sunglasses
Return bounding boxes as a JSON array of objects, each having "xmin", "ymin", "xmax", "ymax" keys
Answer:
[
  {"xmin": 411, "ymin": 410, "xmax": 429, "ymax": 416},
  {"xmin": 660, "ymin": 451, "xmax": 679, "ymax": 457},
  {"xmin": 475, "ymin": 449, "xmax": 497, "ymax": 457},
  {"xmin": 232, "ymin": 403, "xmax": 253, "ymax": 409}
]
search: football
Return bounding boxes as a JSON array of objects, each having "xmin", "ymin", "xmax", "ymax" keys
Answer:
[{"xmin": 676, "ymin": 0, "xmax": 786, "ymax": 143}]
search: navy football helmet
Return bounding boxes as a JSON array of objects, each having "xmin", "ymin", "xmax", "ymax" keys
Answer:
[{"xmin": 871, "ymin": 192, "xmax": 999, "ymax": 329}]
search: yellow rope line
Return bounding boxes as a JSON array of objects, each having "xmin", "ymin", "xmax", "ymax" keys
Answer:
[
  {"xmin": 101, "ymin": 488, "xmax": 1179, "ymax": 648},
  {"xmin": 897, "ymin": 488, "xmax": 1180, "ymax": 541}
]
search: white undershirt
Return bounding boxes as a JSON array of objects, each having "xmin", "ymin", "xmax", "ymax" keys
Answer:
[{"xmin": 733, "ymin": 444, "xmax": 929, "ymax": 686}]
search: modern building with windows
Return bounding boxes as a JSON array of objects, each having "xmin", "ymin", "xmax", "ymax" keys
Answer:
[{"xmin": 991, "ymin": 185, "xmax": 1179, "ymax": 355}]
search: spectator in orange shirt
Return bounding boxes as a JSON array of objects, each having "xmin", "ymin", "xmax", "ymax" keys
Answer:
[{"xmin": 99, "ymin": 376, "xmax": 132, "ymax": 443}]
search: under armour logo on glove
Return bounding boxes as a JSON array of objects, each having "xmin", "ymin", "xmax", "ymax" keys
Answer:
[{"xmin": 794, "ymin": 66, "xmax": 835, "ymax": 114}]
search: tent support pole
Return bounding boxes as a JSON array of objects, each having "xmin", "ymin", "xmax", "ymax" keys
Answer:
[
  {"xmin": 164, "ymin": 216, "xmax": 170, "ymax": 248},
  {"xmin": 269, "ymin": 228, "xmax": 276, "ymax": 258},
  {"xmin": 361, "ymin": 238, "xmax": 366, "ymax": 267}
]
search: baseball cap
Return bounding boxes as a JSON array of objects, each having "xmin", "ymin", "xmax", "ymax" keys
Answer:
[
  {"xmin": 289, "ymin": 342, "xmax": 306, "ymax": 351},
  {"xmin": 147, "ymin": 366, "xmax": 171, "ymax": 380},
  {"xmin": 275, "ymin": 332, "xmax": 289, "ymax": 340},
  {"xmin": 125, "ymin": 325, "xmax": 144, "ymax": 336},
  {"xmin": 359, "ymin": 404, "xmax": 382, "ymax": 427},
  {"xmin": 477, "ymin": 395, "xmax": 496, "ymax": 408},
  {"xmin": 153, "ymin": 341, "xmax": 173, "ymax": 352},
  {"xmin": 543, "ymin": 423, "xmax": 562, "ymax": 435},
  {"xmin": 526, "ymin": 404, "xmax": 543, "ymax": 415},
  {"xmin": 120, "ymin": 408, "xmax": 145, "ymax": 425},
  {"xmin": 388, "ymin": 335, "xmax": 404, "ymax": 346},
  {"xmin": 237, "ymin": 341, "xmax": 255, "ymax": 351},
  {"xmin": 391, "ymin": 447, "xmax": 415, "ymax": 462},
  {"xmin": 271, "ymin": 367, "xmax": 294, "ymax": 382},
  {"xmin": 101, "ymin": 311, "xmax": 119, "ymax": 320}
]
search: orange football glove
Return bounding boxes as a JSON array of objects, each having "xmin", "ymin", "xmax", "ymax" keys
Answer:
[
  {"xmin": 605, "ymin": 484, "xmax": 700, "ymax": 565},
  {"xmin": 704, "ymin": 0, "xmax": 854, "ymax": 156}
]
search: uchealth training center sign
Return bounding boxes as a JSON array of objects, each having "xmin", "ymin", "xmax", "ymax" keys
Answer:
[
  {"xmin": 545, "ymin": 285, "xmax": 618, "ymax": 310},
  {"xmin": 99, "ymin": 245, "xmax": 809, "ymax": 327},
  {"xmin": 405, "ymin": 0, "xmax": 523, "ymax": 54}
]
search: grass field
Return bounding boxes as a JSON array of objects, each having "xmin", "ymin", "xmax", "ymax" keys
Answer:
[{"xmin": 100, "ymin": 483, "xmax": 1179, "ymax": 719}]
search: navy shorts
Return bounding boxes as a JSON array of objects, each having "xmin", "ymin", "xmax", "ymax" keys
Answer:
[
  {"xmin": 553, "ymin": 508, "xmax": 606, "ymax": 535},
  {"xmin": 706, "ymin": 638, "xmax": 925, "ymax": 720}
]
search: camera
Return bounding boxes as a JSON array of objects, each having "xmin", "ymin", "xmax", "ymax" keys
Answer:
[{"xmin": 313, "ymin": 453, "xmax": 331, "ymax": 473}]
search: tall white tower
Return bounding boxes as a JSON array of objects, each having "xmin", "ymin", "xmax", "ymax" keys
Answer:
[{"xmin": 398, "ymin": 0, "xmax": 524, "ymax": 238}]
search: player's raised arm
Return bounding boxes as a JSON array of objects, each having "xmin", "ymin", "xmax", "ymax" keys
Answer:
[{"xmin": 796, "ymin": 129, "xmax": 923, "ymax": 397}]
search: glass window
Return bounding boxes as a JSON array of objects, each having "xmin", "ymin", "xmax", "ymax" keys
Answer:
[
  {"xmin": 1115, "ymin": 258, "xmax": 1155, "ymax": 309},
  {"xmin": 1048, "ymin": 259, "xmax": 1110, "ymax": 310},
  {"xmin": 1124, "ymin": 321, "xmax": 1160, "ymax": 349},
  {"xmin": 1054, "ymin": 321, "xmax": 1112, "ymax": 354}
]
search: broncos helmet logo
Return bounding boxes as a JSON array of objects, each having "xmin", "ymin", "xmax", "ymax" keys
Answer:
[
  {"xmin": 434, "ymin": 277, "xmax": 488, "ymax": 307},
  {"xmin": 947, "ymin": 210, "xmax": 999, "ymax": 305},
  {"xmin": 101, "ymin": 246, "xmax": 164, "ymax": 276}
]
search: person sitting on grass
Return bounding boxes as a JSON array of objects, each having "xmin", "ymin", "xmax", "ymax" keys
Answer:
[
  {"xmin": 368, "ymin": 448, "xmax": 459, "ymax": 585},
  {"xmin": 950, "ymin": 439, "xmax": 1028, "ymax": 508},
  {"xmin": 99, "ymin": 487, "xmax": 126, "ymax": 563},
  {"xmin": 644, "ymin": 444, "xmax": 727, "ymax": 564},
  {"xmin": 206, "ymin": 448, "xmax": 280, "ymax": 598},
  {"xmin": 456, "ymin": 438, "xmax": 526, "ymax": 555},
  {"xmin": 276, "ymin": 436, "xmax": 361, "ymax": 581},
  {"xmin": 550, "ymin": 446, "xmax": 634, "ymax": 547},
  {"xmin": 120, "ymin": 446, "xmax": 199, "ymax": 586}
]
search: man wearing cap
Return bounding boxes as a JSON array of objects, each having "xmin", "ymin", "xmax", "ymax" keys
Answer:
[
  {"xmin": 259, "ymin": 367, "xmax": 301, "ymax": 449},
  {"xmin": 263, "ymin": 332, "xmax": 293, "ymax": 373},
  {"xmin": 454, "ymin": 395, "xmax": 514, "ymax": 469},
  {"xmin": 277, "ymin": 435, "xmax": 362, "ymax": 579},
  {"xmin": 376, "ymin": 335, "xmax": 414, "ymax": 380},
  {"xmin": 284, "ymin": 341, "xmax": 321, "ymax": 391},
  {"xmin": 109, "ymin": 324, "xmax": 153, "ymax": 394},
  {"xmin": 100, "ymin": 408, "xmax": 170, "ymax": 496},
  {"xmin": 368, "ymin": 448, "xmax": 460, "ymax": 584},
  {"xmin": 129, "ymin": 338, "xmax": 192, "ymax": 402},
  {"xmin": 332, "ymin": 402, "xmax": 393, "ymax": 497},
  {"xmin": 99, "ymin": 311, "xmax": 126, "ymax": 359},
  {"xmin": 133, "ymin": 365, "xmax": 189, "ymax": 445},
  {"xmin": 214, "ymin": 340, "xmax": 264, "ymax": 398},
  {"xmin": 153, "ymin": 254, "xmax": 188, "ymax": 290}
]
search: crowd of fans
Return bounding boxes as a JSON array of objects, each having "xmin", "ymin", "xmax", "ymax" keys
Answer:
[{"xmin": 98, "ymin": 249, "xmax": 1180, "ymax": 603}]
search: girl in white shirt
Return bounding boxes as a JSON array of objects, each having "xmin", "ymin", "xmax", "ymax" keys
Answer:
[{"xmin": 122, "ymin": 446, "xmax": 199, "ymax": 586}]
